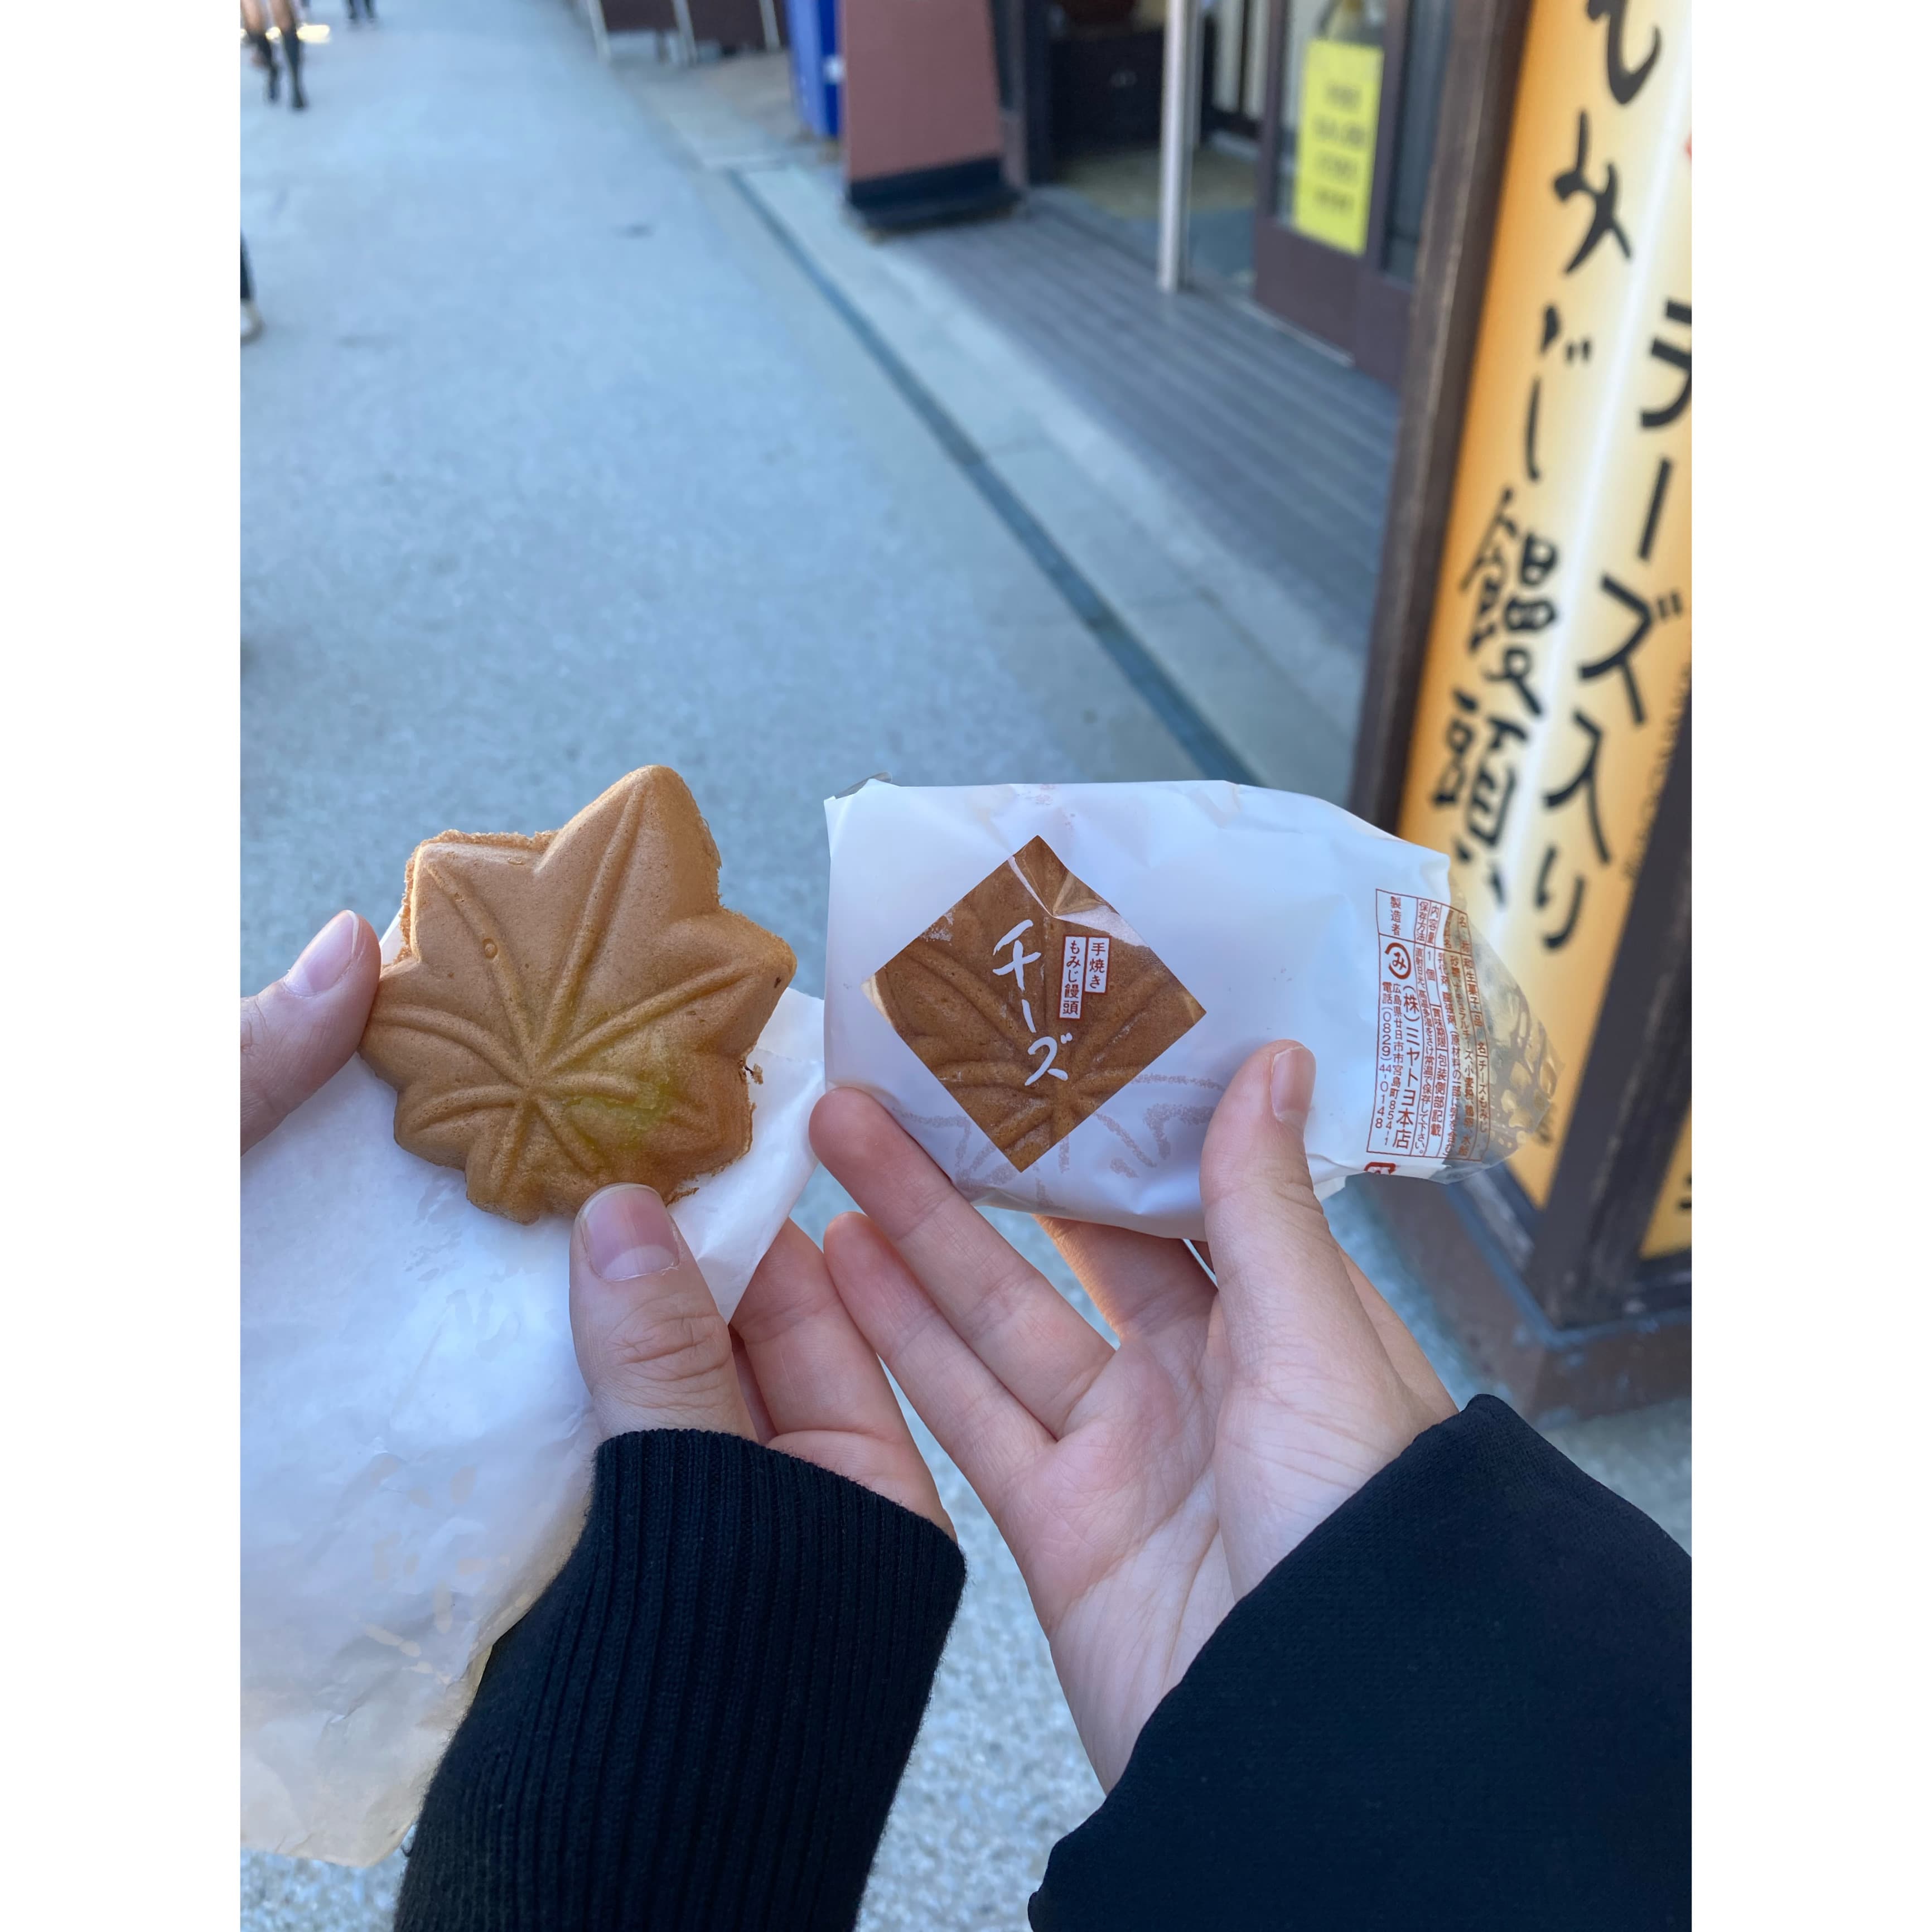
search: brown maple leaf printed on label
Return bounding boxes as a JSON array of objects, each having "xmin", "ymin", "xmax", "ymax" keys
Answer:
[
  {"xmin": 360, "ymin": 767, "xmax": 795, "ymax": 1223},
  {"xmin": 868, "ymin": 837, "xmax": 1204, "ymax": 1172}
]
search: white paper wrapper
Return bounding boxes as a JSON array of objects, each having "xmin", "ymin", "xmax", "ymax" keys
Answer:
[
  {"xmin": 825, "ymin": 780, "xmax": 1552, "ymax": 1238},
  {"xmin": 240, "ymin": 967, "xmax": 825, "ymax": 1866}
]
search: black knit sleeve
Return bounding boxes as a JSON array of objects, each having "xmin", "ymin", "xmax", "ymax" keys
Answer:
[
  {"xmin": 1028, "ymin": 1395, "xmax": 1690, "ymax": 1932},
  {"xmin": 395, "ymin": 1429, "xmax": 966, "ymax": 1932}
]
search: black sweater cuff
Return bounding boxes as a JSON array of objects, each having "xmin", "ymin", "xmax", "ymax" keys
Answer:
[
  {"xmin": 1029, "ymin": 1395, "xmax": 1689, "ymax": 1931},
  {"xmin": 396, "ymin": 1429, "xmax": 966, "ymax": 1932}
]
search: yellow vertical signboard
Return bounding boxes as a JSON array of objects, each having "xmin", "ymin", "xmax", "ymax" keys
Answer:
[
  {"xmin": 1292, "ymin": 40, "xmax": 1384, "ymax": 257},
  {"xmin": 1397, "ymin": 0, "xmax": 1690, "ymax": 1210}
]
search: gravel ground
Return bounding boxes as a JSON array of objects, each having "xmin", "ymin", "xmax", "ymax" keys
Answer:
[{"xmin": 240, "ymin": 6, "xmax": 1687, "ymax": 1924}]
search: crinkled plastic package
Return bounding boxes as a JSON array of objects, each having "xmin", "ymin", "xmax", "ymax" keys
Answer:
[
  {"xmin": 825, "ymin": 780, "xmax": 1554, "ymax": 1237},
  {"xmin": 240, "ymin": 911, "xmax": 825, "ymax": 1867}
]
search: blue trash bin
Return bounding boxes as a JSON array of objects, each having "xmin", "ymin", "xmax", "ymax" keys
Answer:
[{"xmin": 785, "ymin": 0, "xmax": 841, "ymax": 139}]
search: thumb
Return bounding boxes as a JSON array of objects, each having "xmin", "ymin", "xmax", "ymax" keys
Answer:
[
  {"xmin": 1200, "ymin": 1043, "xmax": 1447, "ymax": 1601},
  {"xmin": 570, "ymin": 1185, "xmax": 756, "ymax": 1445},
  {"xmin": 1199, "ymin": 1041, "xmax": 1402, "ymax": 1393},
  {"xmin": 240, "ymin": 911, "xmax": 381, "ymax": 1153}
]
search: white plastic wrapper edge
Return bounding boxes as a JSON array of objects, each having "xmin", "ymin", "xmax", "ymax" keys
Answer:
[
  {"xmin": 240, "ymin": 924, "xmax": 825, "ymax": 1867},
  {"xmin": 824, "ymin": 780, "xmax": 1551, "ymax": 1238}
]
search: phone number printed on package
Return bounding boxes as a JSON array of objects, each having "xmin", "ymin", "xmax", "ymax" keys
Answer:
[{"xmin": 1368, "ymin": 891, "xmax": 1493, "ymax": 1167}]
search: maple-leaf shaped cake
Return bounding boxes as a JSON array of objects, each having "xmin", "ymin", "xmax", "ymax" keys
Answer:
[
  {"xmin": 868, "ymin": 836, "xmax": 1205, "ymax": 1173},
  {"xmin": 359, "ymin": 767, "xmax": 795, "ymax": 1223}
]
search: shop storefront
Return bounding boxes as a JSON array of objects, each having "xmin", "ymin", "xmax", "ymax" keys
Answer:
[
  {"xmin": 1245, "ymin": 0, "xmax": 1455, "ymax": 383},
  {"xmin": 980, "ymin": 0, "xmax": 1453, "ymax": 389}
]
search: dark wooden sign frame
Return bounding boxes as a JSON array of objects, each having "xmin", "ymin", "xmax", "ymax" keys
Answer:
[{"xmin": 1344, "ymin": 0, "xmax": 1690, "ymax": 1423}]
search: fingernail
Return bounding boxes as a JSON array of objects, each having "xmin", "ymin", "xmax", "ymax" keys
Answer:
[
  {"xmin": 286, "ymin": 911, "xmax": 360, "ymax": 997},
  {"xmin": 580, "ymin": 1186, "xmax": 679, "ymax": 1281},
  {"xmin": 1269, "ymin": 1044, "xmax": 1316, "ymax": 1124}
]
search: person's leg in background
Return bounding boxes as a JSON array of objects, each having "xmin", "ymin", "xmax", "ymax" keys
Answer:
[
  {"xmin": 241, "ymin": 238, "xmax": 263, "ymax": 344},
  {"xmin": 239, "ymin": 0, "xmax": 279, "ymax": 103},
  {"xmin": 270, "ymin": 0, "xmax": 306, "ymax": 111}
]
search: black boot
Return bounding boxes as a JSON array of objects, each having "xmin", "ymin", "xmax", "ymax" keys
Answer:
[
  {"xmin": 283, "ymin": 25, "xmax": 307, "ymax": 110},
  {"xmin": 248, "ymin": 27, "xmax": 279, "ymax": 102}
]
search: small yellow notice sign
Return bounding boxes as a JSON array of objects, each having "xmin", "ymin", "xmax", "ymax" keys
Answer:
[{"xmin": 1292, "ymin": 40, "xmax": 1384, "ymax": 257}]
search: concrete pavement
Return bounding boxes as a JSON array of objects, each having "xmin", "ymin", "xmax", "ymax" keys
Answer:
[
  {"xmin": 243, "ymin": 5, "xmax": 1156, "ymax": 1921},
  {"xmin": 240, "ymin": 0, "xmax": 1190, "ymax": 1004},
  {"xmin": 241, "ymin": 8, "xmax": 1686, "ymax": 1926}
]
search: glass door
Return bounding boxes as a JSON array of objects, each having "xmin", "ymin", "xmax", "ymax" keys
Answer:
[{"xmin": 1250, "ymin": 0, "xmax": 1452, "ymax": 385}]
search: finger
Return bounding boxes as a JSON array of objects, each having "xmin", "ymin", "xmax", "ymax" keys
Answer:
[
  {"xmin": 822, "ymin": 1210, "xmax": 1050, "ymax": 1525},
  {"xmin": 812, "ymin": 1089, "xmax": 1111, "ymax": 1434},
  {"xmin": 1037, "ymin": 1216, "xmax": 1214, "ymax": 1343},
  {"xmin": 1335, "ymin": 1250, "xmax": 1455, "ymax": 1420},
  {"xmin": 1224, "ymin": 1170, "xmax": 1448, "ymax": 1414},
  {"xmin": 731, "ymin": 1331, "xmax": 777, "ymax": 1444},
  {"xmin": 569, "ymin": 1185, "xmax": 756, "ymax": 1445},
  {"xmin": 1199, "ymin": 1042, "xmax": 1410, "ymax": 1405},
  {"xmin": 732, "ymin": 1221, "xmax": 953, "ymax": 1534},
  {"xmin": 240, "ymin": 911, "xmax": 381, "ymax": 1152}
]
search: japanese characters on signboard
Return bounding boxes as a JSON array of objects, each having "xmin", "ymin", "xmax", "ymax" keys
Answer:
[{"xmin": 1397, "ymin": 0, "xmax": 1689, "ymax": 1219}]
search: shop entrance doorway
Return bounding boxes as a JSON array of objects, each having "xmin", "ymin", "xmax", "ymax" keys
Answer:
[{"xmin": 1249, "ymin": 0, "xmax": 1452, "ymax": 385}]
